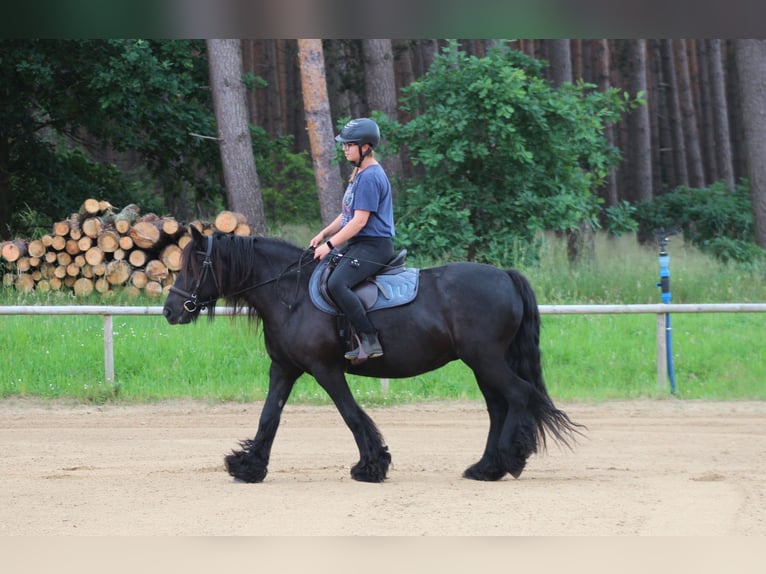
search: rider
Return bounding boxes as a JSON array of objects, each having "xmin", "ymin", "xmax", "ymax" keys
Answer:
[{"xmin": 310, "ymin": 118, "xmax": 395, "ymax": 360}]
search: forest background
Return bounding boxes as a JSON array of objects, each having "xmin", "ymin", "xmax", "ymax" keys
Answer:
[{"xmin": 1, "ymin": 38, "xmax": 765, "ymax": 270}]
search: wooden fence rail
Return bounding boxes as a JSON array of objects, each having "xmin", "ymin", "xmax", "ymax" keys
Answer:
[{"xmin": 2, "ymin": 304, "xmax": 765, "ymax": 392}]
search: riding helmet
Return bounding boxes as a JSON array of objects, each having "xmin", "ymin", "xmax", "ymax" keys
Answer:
[{"xmin": 335, "ymin": 118, "xmax": 381, "ymax": 147}]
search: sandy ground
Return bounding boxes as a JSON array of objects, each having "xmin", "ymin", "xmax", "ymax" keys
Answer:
[{"xmin": 1, "ymin": 397, "xmax": 765, "ymax": 536}]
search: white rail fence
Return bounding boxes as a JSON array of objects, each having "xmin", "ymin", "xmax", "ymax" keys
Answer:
[{"xmin": 2, "ymin": 303, "xmax": 765, "ymax": 392}]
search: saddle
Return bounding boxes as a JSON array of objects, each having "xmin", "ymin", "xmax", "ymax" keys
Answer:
[{"xmin": 308, "ymin": 249, "xmax": 420, "ymax": 316}]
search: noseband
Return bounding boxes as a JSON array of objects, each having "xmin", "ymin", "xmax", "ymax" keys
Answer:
[{"xmin": 169, "ymin": 235, "xmax": 219, "ymax": 313}]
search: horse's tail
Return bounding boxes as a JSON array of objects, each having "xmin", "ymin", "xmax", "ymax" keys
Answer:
[{"xmin": 505, "ymin": 269, "xmax": 585, "ymax": 451}]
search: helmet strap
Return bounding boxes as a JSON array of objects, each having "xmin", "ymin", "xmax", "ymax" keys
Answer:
[{"xmin": 354, "ymin": 143, "xmax": 372, "ymax": 169}]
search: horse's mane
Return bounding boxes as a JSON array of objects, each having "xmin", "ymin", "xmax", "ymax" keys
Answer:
[{"xmin": 204, "ymin": 233, "xmax": 315, "ymax": 323}]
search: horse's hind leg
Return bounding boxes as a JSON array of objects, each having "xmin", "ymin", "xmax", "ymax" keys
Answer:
[
  {"xmin": 315, "ymin": 370, "xmax": 391, "ymax": 483},
  {"xmin": 463, "ymin": 384, "xmax": 508, "ymax": 481},
  {"xmin": 225, "ymin": 362, "xmax": 299, "ymax": 483},
  {"xmin": 464, "ymin": 362, "xmax": 536, "ymax": 480}
]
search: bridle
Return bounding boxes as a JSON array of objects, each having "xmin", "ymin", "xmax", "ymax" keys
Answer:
[
  {"xmin": 169, "ymin": 234, "xmax": 315, "ymax": 314},
  {"xmin": 169, "ymin": 234, "xmax": 219, "ymax": 313}
]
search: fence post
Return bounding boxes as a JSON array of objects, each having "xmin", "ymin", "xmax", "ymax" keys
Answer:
[
  {"xmin": 103, "ymin": 314, "xmax": 115, "ymax": 384},
  {"xmin": 656, "ymin": 313, "xmax": 668, "ymax": 390}
]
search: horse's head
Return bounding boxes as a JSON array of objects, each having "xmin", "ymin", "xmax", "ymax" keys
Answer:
[{"xmin": 163, "ymin": 225, "xmax": 221, "ymax": 324}]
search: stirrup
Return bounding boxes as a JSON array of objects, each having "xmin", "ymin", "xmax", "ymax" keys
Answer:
[{"xmin": 344, "ymin": 333, "xmax": 383, "ymax": 361}]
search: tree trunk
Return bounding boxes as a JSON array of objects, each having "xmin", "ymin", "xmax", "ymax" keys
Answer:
[
  {"xmin": 323, "ymin": 39, "xmax": 365, "ymax": 184},
  {"xmin": 27, "ymin": 239, "xmax": 46, "ymax": 258},
  {"xmin": 129, "ymin": 220, "xmax": 162, "ymax": 249},
  {"xmin": 0, "ymin": 133, "xmax": 10, "ymax": 237},
  {"xmin": 213, "ymin": 210, "xmax": 245, "ymax": 233},
  {"xmin": 105, "ymin": 259, "xmax": 131, "ymax": 285},
  {"xmin": 324, "ymin": 40, "xmax": 353, "ymax": 126},
  {"xmin": 592, "ymin": 39, "xmax": 618, "ymax": 210},
  {"xmin": 625, "ymin": 40, "xmax": 654, "ymax": 203},
  {"xmin": 582, "ymin": 40, "xmax": 618, "ymax": 212},
  {"xmin": 280, "ymin": 40, "xmax": 307, "ymax": 149},
  {"xmin": 646, "ymin": 40, "xmax": 665, "ymax": 195},
  {"xmin": 79, "ymin": 198, "xmax": 101, "ymax": 217},
  {"xmin": 206, "ymin": 38, "xmax": 266, "ymax": 234},
  {"xmin": 734, "ymin": 40, "xmax": 766, "ymax": 249},
  {"xmin": 253, "ymin": 39, "xmax": 284, "ymax": 139},
  {"xmin": 363, "ymin": 39, "xmax": 398, "ymax": 113},
  {"xmin": 675, "ymin": 39, "xmax": 705, "ymax": 188},
  {"xmin": 113, "ymin": 203, "xmax": 140, "ymax": 234},
  {"xmin": 362, "ymin": 39, "xmax": 404, "ymax": 196},
  {"xmin": 549, "ymin": 39, "xmax": 594, "ymax": 264},
  {"xmin": 724, "ymin": 40, "xmax": 748, "ymax": 182},
  {"xmin": 392, "ymin": 40, "xmax": 418, "ymax": 182},
  {"xmin": 160, "ymin": 243, "xmax": 184, "ymax": 271},
  {"xmin": 548, "ymin": 40, "xmax": 572, "ymax": 87},
  {"xmin": 647, "ymin": 41, "xmax": 670, "ymax": 193},
  {"xmin": 661, "ymin": 39, "xmax": 688, "ymax": 189},
  {"xmin": 81, "ymin": 217, "xmax": 104, "ymax": 239},
  {"xmin": 240, "ymin": 41, "xmax": 258, "ymax": 126},
  {"xmin": 571, "ymin": 39, "xmax": 583, "ymax": 81},
  {"xmin": 73, "ymin": 277, "xmax": 94, "ymax": 297},
  {"xmin": 297, "ymin": 39, "xmax": 345, "ymax": 226},
  {"xmin": 97, "ymin": 229, "xmax": 120, "ymax": 253},
  {"xmin": 695, "ymin": 40, "xmax": 718, "ymax": 185},
  {"xmin": 1, "ymin": 240, "xmax": 26, "ymax": 262},
  {"xmin": 706, "ymin": 39, "xmax": 736, "ymax": 193},
  {"xmin": 413, "ymin": 39, "xmax": 439, "ymax": 77}
]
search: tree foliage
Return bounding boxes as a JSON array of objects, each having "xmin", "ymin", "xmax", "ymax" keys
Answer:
[
  {"xmin": 0, "ymin": 39, "xmax": 218, "ymax": 234},
  {"xmin": 0, "ymin": 39, "xmax": 315, "ymax": 239},
  {"xmin": 380, "ymin": 42, "xmax": 637, "ymax": 265}
]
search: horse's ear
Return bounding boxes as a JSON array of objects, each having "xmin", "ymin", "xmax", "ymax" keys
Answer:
[{"xmin": 189, "ymin": 224, "xmax": 204, "ymax": 242}]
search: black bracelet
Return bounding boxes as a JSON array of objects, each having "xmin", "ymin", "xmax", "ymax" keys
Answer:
[{"xmin": 326, "ymin": 240, "xmax": 334, "ymax": 250}]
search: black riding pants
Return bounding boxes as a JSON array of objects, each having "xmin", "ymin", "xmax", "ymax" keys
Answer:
[{"xmin": 327, "ymin": 236, "xmax": 394, "ymax": 335}]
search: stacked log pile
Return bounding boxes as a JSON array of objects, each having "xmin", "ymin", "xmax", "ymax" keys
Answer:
[{"xmin": 1, "ymin": 199, "xmax": 251, "ymax": 297}]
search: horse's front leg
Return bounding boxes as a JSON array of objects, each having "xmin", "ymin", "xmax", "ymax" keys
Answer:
[
  {"xmin": 224, "ymin": 362, "xmax": 300, "ymax": 483},
  {"xmin": 314, "ymin": 368, "xmax": 391, "ymax": 483}
]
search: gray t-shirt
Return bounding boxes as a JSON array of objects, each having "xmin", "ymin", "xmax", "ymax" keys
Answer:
[{"xmin": 340, "ymin": 164, "xmax": 395, "ymax": 237}]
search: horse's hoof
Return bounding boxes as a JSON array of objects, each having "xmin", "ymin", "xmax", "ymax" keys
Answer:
[
  {"xmin": 499, "ymin": 444, "xmax": 530, "ymax": 479},
  {"xmin": 351, "ymin": 472, "xmax": 386, "ymax": 483},
  {"xmin": 224, "ymin": 451, "xmax": 268, "ymax": 483},
  {"xmin": 507, "ymin": 458, "xmax": 526, "ymax": 479},
  {"xmin": 350, "ymin": 458, "xmax": 389, "ymax": 482},
  {"xmin": 350, "ymin": 466, "xmax": 387, "ymax": 482},
  {"xmin": 463, "ymin": 461, "xmax": 506, "ymax": 481}
]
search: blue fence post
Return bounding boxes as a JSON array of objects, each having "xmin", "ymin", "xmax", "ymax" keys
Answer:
[{"xmin": 655, "ymin": 229, "xmax": 679, "ymax": 394}]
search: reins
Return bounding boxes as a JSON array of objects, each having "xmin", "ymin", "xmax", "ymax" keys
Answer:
[
  {"xmin": 276, "ymin": 247, "xmax": 315, "ymax": 309},
  {"xmin": 171, "ymin": 235, "xmax": 316, "ymax": 313}
]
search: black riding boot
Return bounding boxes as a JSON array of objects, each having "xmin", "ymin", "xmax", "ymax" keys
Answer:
[{"xmin": 345, "ymin": 331, "xmax": 384, "ymax": 361}]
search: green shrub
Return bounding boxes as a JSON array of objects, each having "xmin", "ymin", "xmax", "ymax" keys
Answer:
[
  {"xmin": 634, "ymin": 180, "xmax": 764, "ymax": 265},
  {"xmin": 603, "ymin": 200, "xmax": 639, "ymax": 236},
  {"xmin": 380, "ymin": 41, "xmax": 637, "ymax": 267}
]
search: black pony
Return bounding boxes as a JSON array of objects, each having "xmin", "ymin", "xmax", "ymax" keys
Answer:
[{"xmin": 163, "ymin": 227, "xmax": 583, "ymax": 483}]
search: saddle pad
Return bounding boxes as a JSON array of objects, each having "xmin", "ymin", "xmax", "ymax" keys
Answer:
[{"xmin": 309, "ymin": 257, "xmax": 420, "ymax": 315}]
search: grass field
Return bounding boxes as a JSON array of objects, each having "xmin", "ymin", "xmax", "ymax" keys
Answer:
[{"xmin": 1, "ymin": 232, "xmax": 764, "ymax": 404}]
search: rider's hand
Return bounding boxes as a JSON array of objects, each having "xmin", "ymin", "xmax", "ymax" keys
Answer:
[
  {"xmin": 309, "ymin": 233, "xmax": 325, "ymax": 249},
  {"xmin": 313, "ymin": 242, "xmax": 331, "ymax": 260}
]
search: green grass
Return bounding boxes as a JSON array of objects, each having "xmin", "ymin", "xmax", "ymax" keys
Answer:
[
  {"xmin": 524, "ymin": 233, "xmax": 766, "ymax": 304},
  {"xmin": 1, "ymin": 232, "xmax": 764, "ymax": 404}
]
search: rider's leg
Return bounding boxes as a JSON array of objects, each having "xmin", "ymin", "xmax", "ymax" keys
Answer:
[{"xmin": 327, "ymin": 238, "xmax": 393, "ymax": 360}]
